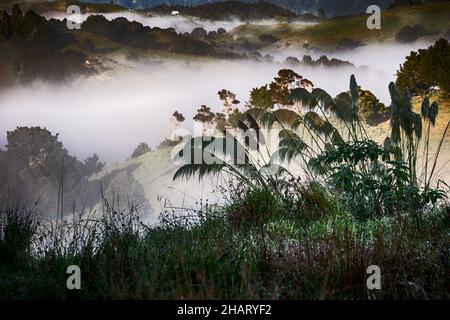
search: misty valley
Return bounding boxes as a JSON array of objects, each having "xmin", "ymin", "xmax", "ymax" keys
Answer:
[{"xmin": 0, "ymin": 0, "xmax": 449, "ymax": 301}]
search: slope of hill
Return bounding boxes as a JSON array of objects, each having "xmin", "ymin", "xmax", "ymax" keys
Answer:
[
  {"xmin": 89, "ymin": 146, "xmax": 217, "ymax": 223},
  {"xmin": 0, "ymin": 0, "xmax": 127, "ymax": 12},
  {"xmin": 83, "ymin": 0, "xmax": 396, "ymax": 17},
  {"xmin": 148, "ymin": 1, "xmax": 305, "ymax": 21},
  {"xmin": 220, "ymin": 1, "xmax": 450, "ymax": 50}
]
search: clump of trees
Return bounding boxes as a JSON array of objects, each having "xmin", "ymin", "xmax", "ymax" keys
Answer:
[
  {"xmin": 249, "ymin": 69, "xmax": 313, "ymax": 110},
  {"xmin": 172, "ymin": 111, "xmax": 185, "ymax": 123},
  {"xmin": 131, "ymin": 143, "xmax": 152, "ymax": 159},
  {"xmin": 0, "ymin": 127, "xmax": 104, "ymax": 214},
  {"xmin": 336, "ymin": 38, "xmax": 364, "ymax": 51},
  {"xmin": 151, "ymin": 1, "xmax": 300, "ymax": 21},
  {"xmin": 287, "ymin": 55, "xmax": 354, "ymax": 68},
  {"xmin": 358, "ymin": 89, "xmax": 390, "ymax": 126},
  {"xmin": 0, "ymin": 5, "xmax": 95, "ymax": 84},
  {"xmin": 396, "ymin": 38, "xmax": 450, "ymax": 97},
  {"xmin": 395, "ymin": 24, "xmax": 426, "ymax": 43},
  {"xmin": 81, "ymin": 15, "xmax": 219, "ymax": 56}
]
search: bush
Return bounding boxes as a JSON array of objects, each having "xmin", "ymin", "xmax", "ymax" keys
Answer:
[
  {"xmin": 395, "ymin": 24, "xmax": 426, "ymax": 43},
  {"xmin": 131, "ymin": 142, "xmax": 151, "ymax": 159},
  {"xmin": 396, "ymin": 38, "xmax": 450, "ymax": 96},
  {"xmin": 0, "ymin": 207, "xmax": 37, "ymax": 269}
]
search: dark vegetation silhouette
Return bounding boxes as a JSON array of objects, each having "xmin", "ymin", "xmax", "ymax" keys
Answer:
[
  {"xmin": 150, "ymin": 1, "xmax": 315, "ymax": 21},
  {"xmin": 131, "ymin": 142, "xmax": 152, "ymax": 158},
  {"xmin": 396, "ymin": 38, "xmax": 450, "ymax": 97},
  {"xmin": 0, "ymin": 4, "xmax": 240, "ymax": 86},
  {"xmin": 0, "ymin": 127, "xmax": 104, "ymax": 215}
]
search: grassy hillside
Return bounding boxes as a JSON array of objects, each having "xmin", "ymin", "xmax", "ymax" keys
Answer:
[{"xmin": 221, "ymin": 1, "xmax": 450, "ymax": 50}]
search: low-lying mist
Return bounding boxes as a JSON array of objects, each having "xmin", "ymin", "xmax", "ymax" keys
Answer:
[
  {"xmin": 0, "ymin": 41, "xmax": 433, "ymax": 163},
  {"xmin": 45, "ymin": 11, "xmax": 315, "ymax": 33}
]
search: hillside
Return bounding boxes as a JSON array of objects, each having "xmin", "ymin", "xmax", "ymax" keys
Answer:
[
  {"xmin": 219, "ymin": 1, "xmax": 450, "ymax": 50},
  {"xmin": 148, "ymin": 1, "xmax": 306, "ymax": 21},
  {"xmin": 0, "ymin": 0, "xmax": 127, "ymax": 13},
  {"xmin": 0, "ymin": 5, "xmax": 238, "ymax": 86},
  {"xmin": 80, "ymin": 0, "xmax": 398, "ymax": 17}
]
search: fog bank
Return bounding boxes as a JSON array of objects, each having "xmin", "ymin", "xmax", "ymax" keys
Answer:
[
  {"xmin": 0, "ymin": 41, "xmax": 433, "ymax": 163},
  {"xmin": 45, "ymin": 11, "xmax": 315, "ymax": 33}
]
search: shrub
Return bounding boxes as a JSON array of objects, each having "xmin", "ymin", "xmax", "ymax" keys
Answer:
[
  {"xmin": 396, "ymin": 38, "xmax": 450, "ymax": 96},
  {"xmin": 131, "ymin": 142, "xmax": 151, "ymax": 159}
]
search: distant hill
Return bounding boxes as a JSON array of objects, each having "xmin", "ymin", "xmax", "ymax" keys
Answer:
[
  {"xmin": 81, "ymin": 0, "xmax": 396, "ymax": 17},
  {"xmin": 10, "ymin": 0, "xmax": 450, "ymax": 17},
  {"xmin": 0, "ymin": 0, "xmax": 127, "ymax": 12},
  {"xmin": 149, "ymin": 1, "xmax": 307, "ymax": 21},
  {"xmin": 389, "ymin": 0, "xmax": 450, "ymax": 8}
]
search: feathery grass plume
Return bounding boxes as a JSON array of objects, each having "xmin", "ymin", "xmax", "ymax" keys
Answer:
[
  {"xmin": 311, "ymin": 88, "xmax": 335, "ymax": 112},
  {"xmin": 413, "ymin": 112, "xmax": 422, "ymax": 140},
  {"xmin": 403, "ymin": 87, "xmax": 413, "ymax": 113},
  {"xmin": 421, "ymin": 96, "xmax": 430, "ymax": 119},
  {"xmin": 388, "ymin": 82, "xmax": 402, "ymax": 144},
  {"xmin": 332, "ymin": 92, "xmax": 354, "ymax": 123},
  {"xmin": 259, "ymin": 108, "xmax": 299, "ymax": 128},
  {"xmin": 429, "ymin": 101, "xmax": 438, "ymax": 126},
  {"xmin": 290, "ymin": 87, "xmax": 317, "ymax": 110},
  {"xmin": 242, "ymin": 107, "xmax": 266, "ymax": 120},
  {"xmin": 331, "ymin": 128, "xmax": 344, "ymax": 144},
  {"xmin": 303, "ymin": 111, "xmax": 334, "ymax": 137},
  {"xmin": 350, "ymin": 74, "xmax": 359, "ymax": 114}
]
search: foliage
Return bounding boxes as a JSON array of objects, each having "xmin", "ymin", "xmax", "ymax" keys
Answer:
[
  {"xmin": 131, "ymin": 143, "xmax": 152, "ymax": 159},
  {"xmin": 0, "ymin": 189, "xmax": 448, "ymax": 299},
  {"xmin": 151, "ymin": 1, "xmax": 299, "ymax": 21},
  {"xmin": 395, "ymin": 24, "xmax": 427, "ymax": 43},
  {"xmin": 396, "ymin": 38, "xmax": 450, "ymax": 96},
  {"xmin": 0, "ymin": 127, "xmax": 104, "ymax": 214},
  {"xmin": 172, "ymin": 111, "xmax": 185, "ymax": 123},
  {"xmin": 248, "ymin": 69, "xmax": 313, "ymax": 110},
  {"xmin": 193, "ymin": 105, "xmax": 215, "ymax": 123},
  {"xmin": 173, "ymin": 72, "xmax": 448, "ymax": 223}
]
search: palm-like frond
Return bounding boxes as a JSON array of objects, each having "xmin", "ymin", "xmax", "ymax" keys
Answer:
[
  {"xmin": 303, "ymin": 111, "xmax": 335, "ymax": 136},
  {"xmin": 259, "ymin": 109, "xmax": 299, "ymax": 128},
  {"xmin": 271, "ymin": 129, "xmax": 308, "ymax": 163},
  {"xmin": 242, "ymin": 107, "xmax": 267, "ymax": 120},
  {"xmin": 174, "ymin": 135, "xmax": 250, "ymax": 166},
  {"xmin": 311, "ymin": 88, "xmax": 335, "ymax": 112},
  {"xmin": 245, "ymin": 113, "xmax": 266, "ymax": 145},
  {"xmin": 173, "ymin": 163, "xmax": 227, "ymax": 181},
  {"xmin": 259, "ymin": 162, "xmax": 288, "ymax": 177},
  {"xmin": 290, "ymin": 87, "xmax": 317, "ymax": 110}
]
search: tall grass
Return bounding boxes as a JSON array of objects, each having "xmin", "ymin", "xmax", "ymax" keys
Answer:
[{"xmin": 0, "ymin": 188, "xmax": 448, "ymax": 299}]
